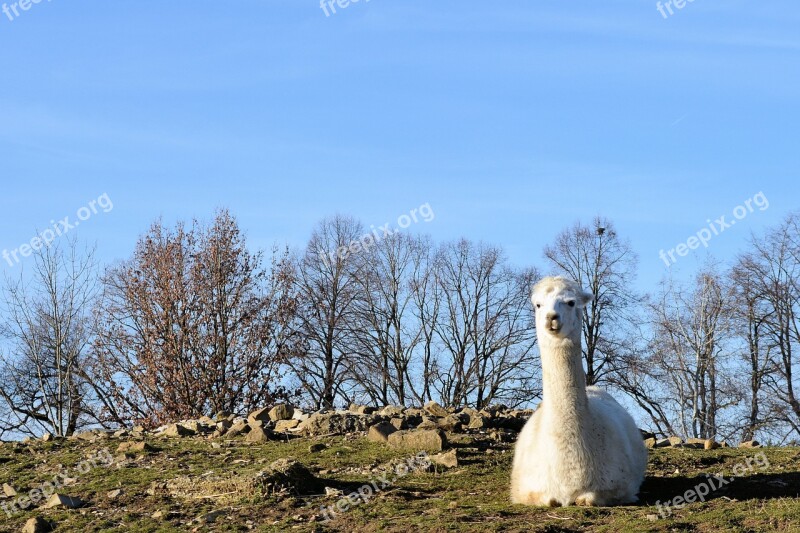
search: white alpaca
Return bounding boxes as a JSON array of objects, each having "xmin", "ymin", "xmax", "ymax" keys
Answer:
[{"xmin": 510, "ymin": 276, "xmax": 647, "ymax": 506}]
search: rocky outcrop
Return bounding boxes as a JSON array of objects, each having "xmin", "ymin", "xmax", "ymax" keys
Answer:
[
  {"xmin": 367, "ymin": 422, "xmax": 397, "ymax": 443},
  {"xmin": 298, "ymin": 411, "xmax": 380, "ymax": 436},
  {"xmin": 387, "ymin": 429, "xmax": 447, "ymax": 452},
  {"xmin": 253, "ymin": 458, "xmax": 322, "ymax": 496}
]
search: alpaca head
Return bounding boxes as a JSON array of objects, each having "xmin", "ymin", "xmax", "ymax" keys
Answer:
[{"xmin": 531, "ymin": 276, "xmax": 593, "ymax": 341}]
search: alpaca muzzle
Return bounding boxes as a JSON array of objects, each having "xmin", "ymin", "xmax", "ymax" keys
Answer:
[{"xmin": 547, "ymin": 319, "xmax": 562, "ymax": 332}]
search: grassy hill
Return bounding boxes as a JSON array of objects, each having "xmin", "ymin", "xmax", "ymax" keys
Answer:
[{"xmin": 1, "ymin": 429, "xmax": 799, "ymax": 532}]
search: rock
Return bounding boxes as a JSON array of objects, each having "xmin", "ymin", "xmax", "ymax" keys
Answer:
[
  {"xmin": 679, "ymin": 438, "xmax": 720, "ymax": 450},
  {"xmin": 22, "ymin": 517, "xmax": 52, "ymax": 533},
  {"xmin": 268, "ymin": 404, "xmax": 294, "ymax": 421},
  {"xmin": 644, "ymin": 437, "xmax": 657, "ymax": 449},
  {"xmin": 253, "ymin": 458, "xmax": 322, "ymax": 496},
  {"xmin": 348, "ymin": 403, "xmax": 377, "ymax": 415},
  {"xmin": 431, "ymin": 449, "xmax": 459, "ymax": 468},
  {"xmin": 739, "ymin": 440, "xmax": 760, "ymax": 448},
  {"xmin": 245, "ymin": 426, "xmax": 272, "ymax": 443},
  {"xmin": 43, "ymin": 494, "xmax": 86, "ymax": 509},
  {"xmin": 478, "ymin": 408, "xmax": 495, "ymax": 420},
  {"xmin": 467, "ymin": 413, "xmax": 489, "ymax": 429},
  {"xmin": 216, "ymin": 419, "xmax": 233, "ymax": 433},
  {"xmin": 150, "ymin": 510, "xmax": 178, "ymax": 521},
  {"xmin": 180, "ymin": 420, "xmax": 212, "ymax": 434},
  {"xmin": 163, "ymin": 424, "xmax": 194, "ymax": 438},
  {"xmin": 324, "ymin": 486, "xmax": 343, "ymax": 497},
  {"xmin": 683, "ymin": 438, "xmax": 706, "ymax": 449},
  {"xmin": 390, "ymin": 417, "xmax": 408, "ymax": 431},
  {"xmin": 225, "ymin": 420, "xmax": 250, "ymax": 438},
  {"xmin": 424, "ymin": 401, "xmax": 449, "ymax": 418},
  {"xmin": 387, "ymin": 429, "xmax": 446, "ymax": 452},
  {"xmin": 213, "ymin": 411, "xmax": 232, "ymax": 422},
  {"xmin": 379, "ymin": 405, "xmax": 405, "ymax": 417},
  {"xmin": 41, "ymin": 433, "xmax": 54, "ymax": 442},
  {"xmin": 274, "ymin": 419, "xmax": 300, "ymax": 432},
  {"xmin": 117, "ymin": 441, "xmax": 156, "ymax": 453},
  {"xmin": 298, "ymin": 412, "xmax": 379, "ymax": 436},
  {"xmin": 437, "ymin": 415, "xmax": 463, "ymax": 432},
  {"xmin": 417, "ymin": 417, "xmax": 439, "ymax": 430},
  {"xmin": 656, "ymin": 436, "xmax": 682, "ymax": 447},
  {"xmin": 71, "ymin": 431, "xmax": 98, "ymax": 442},
  {"xmin": 308, "ymin": 443, "xmax": 327, "ymax": 453},
  {"xmin": 367, "ymin": 422, "xmax": 397, "ymax": 443},
  {"xmin": 292, "ymin": 408, "xmax": 309, "ymax": 421},
  {"xmin": 488, "ymin": 429, "xmax": 517, "ymax": 443},
  {"xmin": 107, "ymin": 489, "xmax": 123, "ymax": 500},
  {"xmin": 3, "ymin": 482, "xmax": 17, "ymax": 497},
  {"xmin": 458, "ymin": 406, "xmax": 479, "ymax": 419},
  {"xmin": 248, "ymin": 407, "xmax": 272, "ymax": 425}
]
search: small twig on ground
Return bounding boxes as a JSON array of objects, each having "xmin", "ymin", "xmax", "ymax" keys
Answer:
[
  {"xmin": 546, "ymin": 513, "xmax": 573, "ymax": 520},
  {"xmin": 191, "ymin": 491, "xmax": 238, "ymax": 499}
]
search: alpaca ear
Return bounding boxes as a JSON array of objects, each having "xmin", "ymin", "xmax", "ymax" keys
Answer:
[
  {"xmin": 530, "ymin": 286, "xmax": 539, "ymax": 306},
  {"xmin": 578, "ymin": 291, "xmax": 594, "ymax": 307}
]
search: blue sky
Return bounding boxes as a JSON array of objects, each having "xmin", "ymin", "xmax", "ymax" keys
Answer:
[{"xmin": 0, "ymin": 0, "xmax": 798, "ymax": 292}]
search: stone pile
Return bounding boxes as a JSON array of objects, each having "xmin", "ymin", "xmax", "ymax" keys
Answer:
[
  {"xmin": 84, "ymin": 401, "xmax": 533, "ymax": 446},
  {"xmin": 40, "ymin": 401, "xmax": 764, "ymax": 453}
]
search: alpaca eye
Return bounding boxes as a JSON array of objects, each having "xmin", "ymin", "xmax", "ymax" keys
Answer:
[
  {"xmin": 535, "ymin": 303, "xmax": 541, "ymax": 309},
  {"xmin": 567, "ymin": 301, "xmax": 575, "ymax": 307}
]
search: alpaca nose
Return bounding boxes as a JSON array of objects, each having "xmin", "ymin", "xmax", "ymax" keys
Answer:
[{"xmin": 546, "ymin": 312, "xmax": 560, "ymax": 322}]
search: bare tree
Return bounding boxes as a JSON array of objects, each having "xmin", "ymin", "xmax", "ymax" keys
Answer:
[
  {"xmin": 734, "ymin": 214, "xmax": 800, "ymax": 439},
  {"xmin": 291, "ymin": 215, "xmax": 364, "ymax": 409},
  {"xmin": 729, "ymin": 253, "xmax": 778, "ymax": 442},
  {"xmin": 0, "ymin": 239, "xmax": 97, "ymax": 438},
  {"xmin": 347, "ymin": 233, "xmax": 426, "ymax": 406},
  {"xmin": 408, "ymin": 235, "xmax": 441, "ymax": 405},
  {"xmin": 432, "ymin": 239, "xmax": 538, "ymax": 408},
  {"xmin": 543, "ymin": 217, "xmax": 640, "ymax": 386},
  {"xmin": 89, "ymin": 210, "xmax": 295, "ymax": 427},
  {"xmin": 610, "ymin": 346, "xmax": 677, "ymax": 438},
  {"xmin": 647, "ymin": 267, "xmax": 738, "ymax": 440}
]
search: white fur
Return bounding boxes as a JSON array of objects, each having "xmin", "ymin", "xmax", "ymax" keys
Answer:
[{"xmin": 510, "ymin": 276, "xmax": 647, "ymax": 506}]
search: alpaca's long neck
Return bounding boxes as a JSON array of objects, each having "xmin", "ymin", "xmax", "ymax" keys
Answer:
[{"xmin": 539, "ymin": 336, "xmax": 588, "ymax": 427}]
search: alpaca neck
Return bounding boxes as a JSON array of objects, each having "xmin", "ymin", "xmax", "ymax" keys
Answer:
[{"xmin": 539, "ymin": 335, "xmax": 588, "ymax": 424}]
